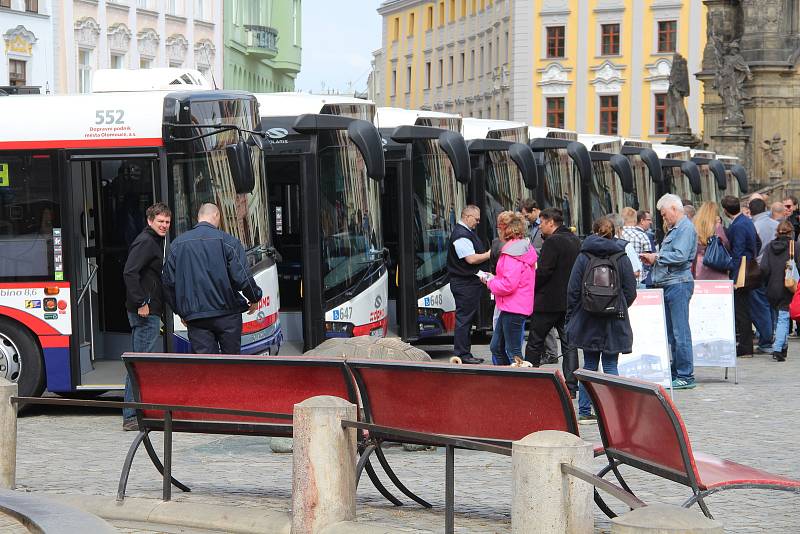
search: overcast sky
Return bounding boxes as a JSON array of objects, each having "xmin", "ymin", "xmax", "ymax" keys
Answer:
[{"xmin": 294, "ymin": 0, "xmax": 383, "ymax": 94}]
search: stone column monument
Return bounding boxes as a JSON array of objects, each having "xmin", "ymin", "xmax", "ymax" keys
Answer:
[
  {"xmin": 698, "ymin": 0, "xmax": 800, "ymax": 190},
  {"xmin": 666, "ymin": 53, "xmax": 700, "ymax": 147}
]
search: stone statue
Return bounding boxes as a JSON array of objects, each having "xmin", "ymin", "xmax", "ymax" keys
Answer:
[
  {"xmin": 711, "ymin": 36, "xmax": 753, "ymax": 125},
  {"xmin": 760, "ymin": 133, "xmax": 786, "ymax": 179},
  {"xmin": 666, "ymin": 53, "xmax": 691, "ymax": 131}
]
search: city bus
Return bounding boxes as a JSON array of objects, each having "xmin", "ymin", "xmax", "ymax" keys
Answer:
[
  {"xmin": 528, "ymin": 127, "xmax": 593, "ymax": 235},
  {"xmin": 0, "ymin": 70, "xmax": 276, "ymax": 396},
  {"xmin": 690, "ymin": 149, "xmax": 728, "ymax": 204},
  {"xmin": 620, "ymin": 139, "xmax": 663, "ymax": 214},
  {"xmin": 652, "ymin": 143, "xmax": 701, "ymax": 239},
  {"xmin": 375, "ymin": 108, "xmax": 470, "ymax": 341},
  {"xmin": 462, "ymin": 118, "xmax": 538, "ymax": 334},
  {"xmin": 715, "ymin": 155, "xmax": 748, "ymax": 197},
  {"xmin": 576, "ymin": 134, "xmax": 635, "ymax": 221},
  {"xmin": 256, "ymin": 94, "xmax": 387, "ymax": 351}
]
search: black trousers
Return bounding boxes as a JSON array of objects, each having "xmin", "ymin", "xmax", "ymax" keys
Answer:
[
  {"xmin": 187, "ymin": 313, "xmax": 243, "ymax": 354},
  {"xmin": 450, "ymin": 277, "xmax": 483, "ymax": 357},
  {"xmin": 734, "ymin": 288, "xmax": 753, "ymax": 355},
  {"xmin": 525, "ymin": 311, "xmax": 579, "ymax": 395}
]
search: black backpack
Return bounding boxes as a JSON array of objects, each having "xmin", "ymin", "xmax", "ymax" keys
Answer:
[{"xmin": 581, "ymin": 251, "xmax": 626, "ymax": 317}]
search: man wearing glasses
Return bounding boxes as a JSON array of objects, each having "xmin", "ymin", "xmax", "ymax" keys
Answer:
[
  {"xmin": 782, "ymin": 196, "xmax": 800, "ymax": 239},
  {"xmin": 447, "ymin": 205, "xmax": 491, "ymax": 364}
]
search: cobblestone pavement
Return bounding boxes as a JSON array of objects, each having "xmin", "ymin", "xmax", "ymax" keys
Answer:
[{"xmin": 5, "ymin": 340, "xmax": 800, "ymax": 533}]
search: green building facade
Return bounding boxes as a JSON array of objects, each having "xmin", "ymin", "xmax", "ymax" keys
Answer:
[{"xmin": 224, "ymin": 0, "xmax": 302, "ymax": 92}]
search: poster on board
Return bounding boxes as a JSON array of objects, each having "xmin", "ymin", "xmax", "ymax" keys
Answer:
[
  {"xmin": 619, "ymin": 289, "xmax": 672, "ymax": 388},
  {"xmin": 690, "ymin": 280, "xmax": 737, "ymax": 368}
]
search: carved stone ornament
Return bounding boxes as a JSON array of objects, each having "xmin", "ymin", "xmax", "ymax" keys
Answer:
[
  {"xmin": 537, "ymin": 62, "xmax": 572, "ymax": 95},
  {"xmin": 137, "ymin": 28, "xmax": 160, "ymax": 60},
  {"xmin": 74, "ymin": 17, "xmax": 101, "ymax": 50},
  {"xmin": 194, "ymin": 39, "xmax": 216, "ymax": 67},
  {"xmin": 645, "ymin": 58, "xmax": 672, "ymax": 93},
  {"xmin": 666, "ymin": 53, "xmax": 690, "ymax": 131},
  {"xmin": 711, "ymin": 36, "xmax": 752, "ymax": 125},
  {"xmin": 760, "ymin": 133, "xmax": 786, "ymax": 180},
  {"xmin": 3, "ymin": 25, "xmax": 37, "ymax": 57},
  {"xmin": 166, "ymin": 34, "xmax": 189, "ymax": 65},
  {"xmin": 589, "ymin": 60, "xmax": 625, "ymax": 94},
  {"xmin": 107, "ymin": 23, "xmax": 132, "ymax": 54}
]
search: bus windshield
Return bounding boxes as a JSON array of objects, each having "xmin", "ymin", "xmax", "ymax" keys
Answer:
[
  {"xmin": 588, "ymin": 141, "xmax": 633, "ymax": 220},
  {"xmin": 411, "ymin": 139, "xmax": 465, "ymax": 294},
  {"xmin": 540, "ymin": 149, "xmax": 582, "ymax": 231},
  {"xmin": 169, "ymin": 98, "xmax": 271, "ymax": 267},
  {"xmin": 318, "ymin": 130, "xmax": 383, "ymax": 302},
  {"xmin": 0, "ymin": 153, "xmax": 59, "ymax": 281},
  {"xmin": 485, "ymin": 151, "xmax": 527, "ymax": 241}
]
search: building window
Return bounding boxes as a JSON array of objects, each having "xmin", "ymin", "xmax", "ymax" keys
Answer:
[
  {"xmin": 0, "ymin": 0, "xmax": 10, "ymax": 7},
  {"xmin": 195, "ymin": 0, "xmax": 206, "ymax": 20},
  {"xmin": 426, "ymin": 5, "xmax": 433, "ymax": 30},
  {"xmin": 293, "ymin": 0, "xmax": 300, "ymax": 45},
  {"xmin": 460, "ymin": 0, "xmax": 466, "ymax": 18},
  {"xmin": 469, "ymin": 49, "xmax": 475, "ymax": 79},
  {"xmin": 546, "ymin": 97, "xmax": 565, "ymax": 129},
  {"xmin": 78, "ymin": 50, "xmax": 92, "ymax": 93},
  {"xmin": 111, "ymin": 54, "xmax": 125, "ymax": 69},
  {"xmin": 658, "ymin": 20, "xmax": 677, "ymax": 53},
  {"xmin": 425, "ymin": 61, "xmax": 431, "ymax": 89},
  {"xmin": 546, "ymin": 26, "xmax": 565, "ymax": 58},
  {"xmin": 438, "ymin": 1, "xmax": 444, "ymax": 27},
  {"xmin": 470, "ymin": 0, "xmax": 476, "ymax": 14},
  {"xmin": 504, "ymin": 31, "xmax": 509, "ymax": 63},
  {"xmin": 459, "ymin": 52, "xmax": 465, "ymax": 82},
  {"xmin": 406, "ymin": 65, "xmax": 412, "ymax": 93},
  {"xmin": 140, "ymin": 56, "xmax": 152, "ymax": 69},
  {"xmin": 438, "ymin": 58, "xmax": 443, "ymax": 86},
  {"xmin": 9, "ymin": 59, "xmax": 26, "ymax": 86},
  {"xmin": 25, "ymin": 0, "xmax": 38, "ymax": 12},
  {"xmin": 480, "ymin": 0, "xmax": 485, "ymax": 10},
  {"xmin": 654, "ymin": 93, "xmax": 668, "ymax": 134},
  {"xmin": 479, "ymin": 46, "xmax": 484, "ymax": 76},
  {"xmin": 487, "ymin": 42, "xmax": 492, "ymax": 73},
  {"xmin": 448, "ymin": 55, "xmax": 454, "ymax": 84},
  {"xmin": 601, "ymin": 23, "xmax": 620, "ymax": 56},
  {"xmin": 599, "ymin": 95, "xmax": 618, "ymax": 135},
  {"xmin": 408, "ymin": 12, "xmax": 415, "ymax": 36},
  {"xmin": 391, "ymin": 69, "xmax": 396, "ymax": 96},
  {"xmin": 392, "ymin": 17, "xmax": 399, "ymax": 41},
  {"xmin": 449, "ymin": 0, "xmax": 455, "ymax": 22}
]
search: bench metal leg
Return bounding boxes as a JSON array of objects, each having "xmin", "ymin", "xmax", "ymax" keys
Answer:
[
  {"xmin": 364, "ymin": 458, "xmax": 404, "ymax": 506},
  {"xmin": 445, "ymin": 445, "xmax": 454, "ymax": 534},
  {"xmin": 163, "ymin": 410, "xmax": 173, "ymax": 501},
  {"xmin": 355, "ymin": 443, "xmax": 377, "ymax": 485},
  {"xmin": 117, "ymin": 430, "xmax": 147, "ymax": 501},
  {"xmin": 141, "ymin": 432, "xmax": 191, "ymax": 494},
  {"xmin": 683, "ymin": 491, "xmax": 714, "ymax": 519},
  {"xmin": 374, "ymin": 444, "xmax": 432, "ymax": 509}
]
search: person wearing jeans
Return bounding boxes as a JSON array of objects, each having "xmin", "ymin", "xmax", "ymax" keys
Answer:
[
  {"xmin": 122, "ymin": 203, "xmax": 172, "ymax": 428},
  {"xmin": 577, "ymin": 350, "xmax": 619, "ymax": 417},
  {"xmin": 759, "ymin": 220, "xmax": 797, "ymax": 362},
  {"xmin": 485, "ymin": 213, "xmax": 537, "ymax": 366},
  {"xmin": 641, "ymin": 194, "xmax": 698, "ymax": 390}
]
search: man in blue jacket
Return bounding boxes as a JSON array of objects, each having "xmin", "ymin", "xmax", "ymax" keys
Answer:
[
  {"xmin": 640, "ymin": 194, "xmax": 698, "ymax": 389},
  {"xmin": 721, "ymin": 195, "xmax": 758, "ymax": 357},
  {"xmin": 162, "ymin": 203, "xmax": 262, "ymax": 354}
]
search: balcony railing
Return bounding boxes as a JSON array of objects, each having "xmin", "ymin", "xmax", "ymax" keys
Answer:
[{"xmin": 244, "ymin": 25, "xmax": 278, "ymax": 57}]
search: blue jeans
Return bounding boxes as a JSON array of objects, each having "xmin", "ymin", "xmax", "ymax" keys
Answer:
[
  {"xmin": 490, "ymin": 311, "xmax": 526, "ymax": 365},
  {"xmin": 663, "ymin": 281, "xmax": 694, "ymax": 381},
  {"xmin": 771, "ymin": 309, "xmax": 790, "ymax": 354},
  {"xmin": 749, "ymin": 287, "xmax": 774, "ymax": 348},
  {"xmin": 124, "ymin": 312, "xmax": 161, "ymax": 420},
  {"xmin": 578, "ymin": 350, "xmax": 618, "ymax": 416}
]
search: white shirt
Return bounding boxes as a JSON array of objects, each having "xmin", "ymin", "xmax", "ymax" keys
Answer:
[{"xmin": 453, "ymin": 221, "xmax": 476, "ymax": 259}]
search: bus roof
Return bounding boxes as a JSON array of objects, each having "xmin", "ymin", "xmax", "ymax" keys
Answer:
[
  {"xmin": 576, "ymin": 133, "xmax": 622, "ymax": 151},
  {"xmin": 690, "ymin": 149, "xmax": 716, "ymax": 159},
  {"xmin": 375, "ymin": 107, "xmax": 461, "ymax": 131},
  {"xmin": 462, "ymin": 117, "xmax": 528, "ymax": 141},
  {"xmin": 528, "ymin": 126, "xmax": 577, "ymax": 141},
  {"xmin": 621, "ymin": 138, "xmax": 653, "ymax": 149},
  {"xmin": 92, "ymin": 68, "xmax": 211, "ymax": 92},
  {"xmin": 255, "ymin": 92, "xmax": 375, "ymax": 117},
  {"xmin": 0, "ymin": 91, "xmax": 177, "ymax": 150},
  {"xmin": 653, "ymin": 143, "xmax": 691, "ymax": 160},
  {"xmin": 715, "ymin": 154, "xmax": 739, "ymax": 163}
]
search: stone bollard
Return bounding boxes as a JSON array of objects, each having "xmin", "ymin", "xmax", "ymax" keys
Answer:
[
  {"xmin": 611, "ymin": 504, "xmax": 723, "ymax": 534},
  {"xmin": 512, "ymin": 430, "xmax": 593, "ymax": 534},
  {"xmin": 0, "ymin": 378, "xmax": 17, "ymax": 489},
  {"xmin": 291, "ymin": 395, "xmax": 357, "ymax": 534}
]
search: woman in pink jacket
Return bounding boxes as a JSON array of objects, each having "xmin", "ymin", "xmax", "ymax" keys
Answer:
[{"xmin": 484, "ymin": 213, "xmax": 538, "ymax": 365}]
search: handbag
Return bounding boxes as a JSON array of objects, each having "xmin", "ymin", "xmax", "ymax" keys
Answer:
[
  {"xmin": 702, "ymin": 235, "xmax": 731, "ymax": 272},
  {"xmin": 734, "ymin": 256, "xmax": 762, "ymax": 290},
  {"xmin": 785, "ymin": 240, "xmax": 799, "ymax": 293}
]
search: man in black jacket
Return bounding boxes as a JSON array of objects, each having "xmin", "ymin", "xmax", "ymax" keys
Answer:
[
  {"xmin": 163, "ymin": 203, "xmax": 262, "ymax": 354},
  {"xmin": 524, "ymin": 208, "xmax": 581, "ymax": 397},
  {"xmin": 122, "ymin": 202, "xmax": 171, "ymax": 428}
]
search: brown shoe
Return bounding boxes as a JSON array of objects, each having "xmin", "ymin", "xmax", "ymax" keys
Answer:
[{"xmin": 122, "ymin": 418, "xmax": 139, "ymax": 431}]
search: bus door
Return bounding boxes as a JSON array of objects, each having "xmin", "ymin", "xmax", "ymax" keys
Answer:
[{"xmin": 68, "ymin": 154, "xmax": 158, "ymax": 388}]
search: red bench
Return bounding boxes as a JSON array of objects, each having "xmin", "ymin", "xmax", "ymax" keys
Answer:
[
  {"xmin": 344, "ymin": 360, "xmax": 579, "ymax": 532},
  {"xmin": 120, "ymin": 353, "xmax": 356, "ymax": 501},
  {"xmin": 576, "ymin": 369, "xmax": 800, "ymax": 519}
]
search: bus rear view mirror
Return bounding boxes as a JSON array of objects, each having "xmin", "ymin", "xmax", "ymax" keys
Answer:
[{"xmin": 226, "ymin": 140, "xmax": 255, "ymax": 194}]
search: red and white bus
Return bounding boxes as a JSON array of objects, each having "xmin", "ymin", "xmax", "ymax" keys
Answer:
[{"xmin": 0, "ymin": 70, "xmax": 279, "ymax": 396}]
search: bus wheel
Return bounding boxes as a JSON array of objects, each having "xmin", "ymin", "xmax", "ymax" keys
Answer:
[{"xmin": 0, "ymin": 319, "xmax": 45, "ymax": 398}]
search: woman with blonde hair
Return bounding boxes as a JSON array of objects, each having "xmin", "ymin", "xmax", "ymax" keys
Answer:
[
  {"xmin": 483, "ymin": 212, "xmax": 538, "ymax": 365},
  {"xmin": 692, "ymin": 201, "xmax": 730, "ymax": 280}
]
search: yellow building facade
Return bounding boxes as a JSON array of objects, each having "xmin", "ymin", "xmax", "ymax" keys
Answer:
[{"xmin": 373, "ymin": 0, "xmax": 707, "ymax": 142}]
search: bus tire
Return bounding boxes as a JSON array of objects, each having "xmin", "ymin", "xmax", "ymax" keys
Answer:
[
  {"xmin": 0, "ymin": 318, "xmax": 45, "ymax": 398},
  {"xmin": 304, "ymin": 336, "xmax": 431, "ymax": 361}
]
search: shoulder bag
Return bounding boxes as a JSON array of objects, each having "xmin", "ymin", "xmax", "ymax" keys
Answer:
[
  {"xmin": 702, "ymin": 235, "xmax": 731, "ymax": 272},
  {"xmin": 784, "ymin": 240, "xmax": 799, "ymax": 293}
]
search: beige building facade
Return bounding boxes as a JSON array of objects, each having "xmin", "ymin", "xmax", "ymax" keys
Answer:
[{"xmin": 53, "ymin": 0, "xmax": 222, "ymax": 94}]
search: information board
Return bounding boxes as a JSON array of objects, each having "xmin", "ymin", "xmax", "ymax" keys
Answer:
[
  {"xmin": 619, "ymin": 289, "xmax": 672, "ymax": 388},
  {"xmin": 690, "ymin": 280, "xmax": 737, "ymax": 369}
]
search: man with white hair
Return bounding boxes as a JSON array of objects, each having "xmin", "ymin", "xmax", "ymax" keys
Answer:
[
  {"xmin": 640, "ymin": 194, "xmax": 698, "ymax": 389},
  {"xmin": 771, "ymin": 201, "xmax": 786, "ymax": 222}
]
